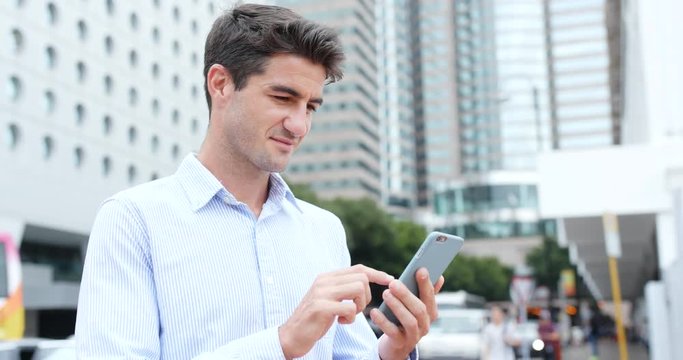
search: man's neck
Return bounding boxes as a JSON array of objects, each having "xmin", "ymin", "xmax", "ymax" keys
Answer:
[{"xmin": 197, "ymin": 144, "xmax": 270, "ymax": 217}]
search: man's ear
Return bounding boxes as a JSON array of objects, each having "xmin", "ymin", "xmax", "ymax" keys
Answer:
[{"xmin": 207, "ymin": 64, "xmax": 234, "ymax": 105}]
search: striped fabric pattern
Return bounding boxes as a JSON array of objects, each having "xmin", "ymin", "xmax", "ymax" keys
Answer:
[{"xmin": 75, "ymin": 154, "xmax": 382, "ymax": 359}]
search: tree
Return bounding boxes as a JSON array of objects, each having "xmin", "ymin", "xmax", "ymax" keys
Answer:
[
  {"xmin": 442, "ymin": 255, "xmax": 512, "ymax": 301},
  {"xmin": 289, "ymin": 182, "xmax": 419, "ymax": 276},
  {"xmin": 323, "ymin": 198, "xmax": 410, "ymax": 277},
  {"xmin": 525, "ymin": 237, "xmax": 573, "ymax": 295},
  {"xmin": 392, "ymin": 220, "xmax": 428, "ymax": 266}
]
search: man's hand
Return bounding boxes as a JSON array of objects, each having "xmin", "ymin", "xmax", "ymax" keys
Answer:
[
  {"xmin": 278, "ymin": 264, "xmax": 394, "ymax": 359},
  {"xmin": 370, "ymin": 268, "xmax": 444, "ymax": 360}
]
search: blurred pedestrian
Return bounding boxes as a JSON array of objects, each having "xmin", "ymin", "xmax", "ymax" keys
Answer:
[
  {"xmin": 588, "ymin": 306, "xmax": 602, "ymax": 359},
  {"xmin": 482, "ymin": 305, "xmax": 520, "ymax": 360},
  {"xmin": 75, "ymin": 3, "xmax": 444, "ymax": 359},
  {"xmin": 538, "ymin": 309, "xmax": 562, "ymax": 360}
]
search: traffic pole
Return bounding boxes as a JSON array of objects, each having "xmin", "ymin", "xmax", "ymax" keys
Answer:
[
  {"xmin": 603, "ymin": 213, "xmax": 628, "ymax": 360},
  {"xmin": 608, "ymin": 257, "xmax": 628, "ymax": 360}
]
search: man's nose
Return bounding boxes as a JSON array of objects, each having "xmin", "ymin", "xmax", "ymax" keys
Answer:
[{"xmin": 283, "ymin": 105, "xmax": 309, "ymax": 138}]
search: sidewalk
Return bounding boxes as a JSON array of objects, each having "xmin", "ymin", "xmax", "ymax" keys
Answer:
[{"xmin": 563, "ymin": 340, "xmax": 649, "ymax": 360}]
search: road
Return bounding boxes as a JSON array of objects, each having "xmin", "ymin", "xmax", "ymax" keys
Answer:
[{"xmin": 562, "ymin": 339, "xmax": 649, "ymax": 360}]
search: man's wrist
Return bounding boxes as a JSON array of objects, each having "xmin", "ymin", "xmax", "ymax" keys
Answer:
[
  {"xmin": 278, "ymin": 325, "xmax": 295, "ymax": 360},
  {"xmin": 378, "ymin": 335, "xmax": 413, "ymax": 360}
]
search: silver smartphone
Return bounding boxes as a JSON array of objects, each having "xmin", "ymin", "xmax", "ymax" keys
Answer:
[{"xmin": 377, "ymin": 231, "xmax": 464, "ymax": 326}]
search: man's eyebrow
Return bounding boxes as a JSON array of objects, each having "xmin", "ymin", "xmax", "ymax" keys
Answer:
[{"xmin": 269, "ymin": 84, "xmax": 323, "ymax": 105}]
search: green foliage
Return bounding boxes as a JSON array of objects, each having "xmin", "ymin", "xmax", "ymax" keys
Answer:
[
  {"xmin": 323, "ymin": 198, "xmax": 411, "ymax": 276},
  {"xmin": 525, "ymin": 237, "xmax": 573, "ymax": 294},
  {"xmin": 443, "ymin": 255, "xmax": 512, "ymax": 301},
  {"xmin": 288, "ymin": 182, "xmax": 512, "ymax": 302}
]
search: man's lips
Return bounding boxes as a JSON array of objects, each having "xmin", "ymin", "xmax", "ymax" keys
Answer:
[
  {"xmin": 270, "ymin": 136, "xmax": 297, "ymax": 150},
  {"xmin": 271, "ymin": 136, "xmax": 294, "ymax": 146}
]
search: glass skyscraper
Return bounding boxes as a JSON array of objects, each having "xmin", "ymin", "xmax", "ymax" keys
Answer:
[
  {"xmin": 279, "ymin": 0, "xmax": 418, "ymax": 217},
  {"xmin": 415, "ymin": 0, "xmax": 617, "ymax": 245},
  {"xmin": 377, "ymin": 0, "xmax": 418, "ymax": 216}
]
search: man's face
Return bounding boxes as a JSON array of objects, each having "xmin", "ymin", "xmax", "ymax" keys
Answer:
[
  {"xmin": 218, "ymin": 54, "xmax": 326, "ymax": 173},
  {"xmin": 491, "ymin": 307, "xmax": 504, "ymax": 323}
]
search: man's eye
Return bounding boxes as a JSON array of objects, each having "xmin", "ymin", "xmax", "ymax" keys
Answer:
[
  {"xmin": 307, "ymin": 106, "xmax": 318, "ymax": 113},
  {"xmin": 273, "ymin": 96, "xmax": 289, "ymax": 101}
]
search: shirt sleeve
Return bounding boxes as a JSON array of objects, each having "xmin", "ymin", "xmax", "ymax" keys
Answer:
[
  {"xmin": 75, "ymin": 198, "xmax": 161, "ymax": 358},
  {"xmin": 327, "ymin": 217, "xmax": 416, "ymax": 360},
  {"xmin": 76, "ymin": 199, "xmax": 290, "ymax": 360},
  {"xmin": 332, "ymin": 313, "xmax": 380, "ymax": 359},
  {"xmin": 192, "ymin": 326, "xmax": 286, "ymax": 359}
]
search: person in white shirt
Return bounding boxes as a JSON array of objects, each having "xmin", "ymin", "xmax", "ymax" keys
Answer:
[
  {"xmin": 75, "ymin": 3, "xmax": 443, "ymax": 359},
  {"xmin": 481, "ymin": 306, "xmax": 520, "ymax": 360}
]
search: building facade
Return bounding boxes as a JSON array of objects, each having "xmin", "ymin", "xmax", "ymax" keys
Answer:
[
  {"xmin": 376, "ymin": 0, "xmax": 418, "ymax": 217},
  {"xmin": 411, "ymin": 0, "xmax": 620, "ymax": 266},
  {"xmin": 412, "ymin": 0, "xmax": 461, "ymax": 207},
  {"xmin": 537, "ymin": 1, "xmax": 683, "ymax": 358},
  {"xmin": 546, "ymin": 0, "xmax": 619, "ymax": 149},
  {"xmin": 412, "ymin": 0, "xmax": 553, "ymax": 260},
  {"xmin": 0, "ymin": 0, "xmax": 223, "ymax": 337},
  {"xmin": 278, "ymin": 0, "xmax": 384, "ymax": 203}
]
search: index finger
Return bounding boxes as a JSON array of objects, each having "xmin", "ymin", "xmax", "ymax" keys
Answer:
[
  {"xmin": 416, "ymin": 268, "xmax": 438, "ymax": 321},
  {"xmin": 349, "ymin": 264, "xmax": 394, "ymax": 286}
]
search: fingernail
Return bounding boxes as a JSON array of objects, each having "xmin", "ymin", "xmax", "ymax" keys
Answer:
[{"xmin": 383, "ymin": 289, "xmax": 391, "ymax": 299}]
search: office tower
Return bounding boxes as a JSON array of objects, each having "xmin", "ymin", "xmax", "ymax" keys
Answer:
[
  {"xmin": 415, "ymin": 0, "xmax": 554, "ymax": 265},
  {"xmin": 492, "ymin": 1, "xmax": 552, "ymax": 169},
  {"xmin": 412, "ymin": 0, "xmax": 461, "ymax": 207},
  {"xmin": 278, "ymin": 0, "xmax": 383, "ymax": 203},
  {"xmin": 0, "ymin": 0, "xmax": 224, "ymax": 336},
  {"xmin": 376, "ymin": 0, "xmax": 418, "ymax": 216},
  {"xmin": 418, "ymin": 0, "xmax": 619, "ymax": 265},
  {"xmin": 546, "ymin": 0, "xmax": 619, "ymax": 149}
]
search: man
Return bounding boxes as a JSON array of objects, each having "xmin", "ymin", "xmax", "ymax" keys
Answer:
[
  {"xmin": 75, "ymin": 3, "xmax": 442, "ymax": 359},
  {"xmin": 538, "ymin": 310, "xmax": 561, "ymax": 360}
]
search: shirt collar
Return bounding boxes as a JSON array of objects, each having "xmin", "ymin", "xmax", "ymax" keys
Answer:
[
  {"xmin": 175, "ymin": 154, "xmax": 302, "ymax": 213},
  {"xmin": 268, "ymin": 172, "xmax": 303, "ymax": 213}
]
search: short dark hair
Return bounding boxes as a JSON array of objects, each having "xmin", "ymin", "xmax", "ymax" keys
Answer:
[{"xmin": 203, "ymin": 3, "xmax": 345, "ymax": 112}]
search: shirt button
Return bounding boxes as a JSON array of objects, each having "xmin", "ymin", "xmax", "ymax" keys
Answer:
[{"xmin": 266, "ymin": 276, "xmax": 274, "ymax": 285}]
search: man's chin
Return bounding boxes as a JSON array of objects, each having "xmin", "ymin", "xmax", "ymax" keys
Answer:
[{"xmin": 260, "ymin": 160, "xmax": 290, "ymax": 173}]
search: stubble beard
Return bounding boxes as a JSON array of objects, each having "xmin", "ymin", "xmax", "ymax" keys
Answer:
[
  {"xmin": 227, "ymin": 101, "xmax": 293, "ymax": 174},
  {"xmin": 253, "ymin": 150, "xmax": 289, "ymax": 173}
]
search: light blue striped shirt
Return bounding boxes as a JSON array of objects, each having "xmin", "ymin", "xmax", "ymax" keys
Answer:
[{"xmin": 75, "ymin": 154, "xmax": 383, "ymax": 359}]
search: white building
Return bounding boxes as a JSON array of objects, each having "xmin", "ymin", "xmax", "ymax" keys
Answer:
[
  {"xmin": 536, "ymin": 0, "xmax": 683, "ymax": 358},
  {"xmin": 0, "ymin": 0, "xmax": 227, "ymax": 336}
]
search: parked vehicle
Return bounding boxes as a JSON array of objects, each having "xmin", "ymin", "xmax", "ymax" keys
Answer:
[
  {"xmin": 0, "ymin": 337, "xmax": 75, "ymax": 360},
  {"xmin": 436, "ymin": 291, "xmax": 486, "ymax": 310},
  {"xmin": 418, "ymin": 308, "xmax": 487, "ymax": 360},
  {"xmin": 32, "ymin": 338, "xmax": 75, "ymax": 360}
]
